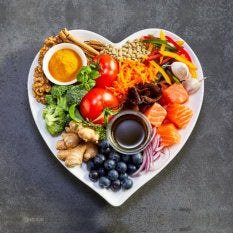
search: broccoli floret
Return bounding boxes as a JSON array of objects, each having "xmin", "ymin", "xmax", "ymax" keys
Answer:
[
  {"xmin": 65, "ymin": 113, "xmax": 72, "ymax": 126},
  {"xmin": 45, "ymin": 95, "xmax": 56, "ymax": 105},
  {"xmin": 50, "ymin": 85, "xmax": 72, "ymax": 111},
  {"xmin": 66, "ymin": 86, "xmax": 88, "ymax": 106},
  {"xmin": 43, "ymin": 105, "xmax": 66, "ymax": 136},
  {"xmin": 51, "ymin": 85, "xmax": 70, "ymax": 98},
  {"xmin": 57, "ymin": 95, "xmax": 68, "ymax": 111}
]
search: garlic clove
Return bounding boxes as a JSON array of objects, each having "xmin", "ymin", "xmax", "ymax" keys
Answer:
[
  {"xmin": 182, "ymin": 78, "xmax": 202, "ymax": 95},
  {"xmin": 171, "ymin": 62, "xmax": 190, "ymax": 81}
]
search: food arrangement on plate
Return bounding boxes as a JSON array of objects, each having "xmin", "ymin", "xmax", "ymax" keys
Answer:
[{"xmin": 31, "ymin": 28, "xmax": 203, "ymax": 194}]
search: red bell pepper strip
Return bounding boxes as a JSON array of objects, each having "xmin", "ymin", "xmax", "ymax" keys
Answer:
[
  {"xmin": 149, "ymin": 48, "xmax": 160, "ymax": 57},
  {"xmin": 159, "ymin": 57, "xmax": 173, "ymax": 65},
  {"xmin": 147, "ymin": 54, "xmax": 162, "ymax": 61},
  {"xmin": 143, "ymin": 36, "xmax": 160, "ymax": 39},
  {"xmin": 165, "ymin": 36, "xmax": 191, "ymax": 61}
]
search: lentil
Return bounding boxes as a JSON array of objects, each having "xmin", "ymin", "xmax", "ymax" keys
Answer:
[{"xmin": 100, "ymin": 39, "xmax": 150, "ymax": 61}]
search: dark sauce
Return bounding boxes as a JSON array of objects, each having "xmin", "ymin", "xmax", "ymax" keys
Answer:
[{"xmin": 112, "ymin": 114, "xmax": 147, "ymax": 149}]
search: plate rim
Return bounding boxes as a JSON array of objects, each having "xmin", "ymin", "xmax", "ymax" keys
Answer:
[{"xmin": 27, "ymin": 28, "xmax": 204, "ymax": 206}]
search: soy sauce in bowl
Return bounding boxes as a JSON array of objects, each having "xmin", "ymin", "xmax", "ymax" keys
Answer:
[{"xmin": 107, "ymin": 110, "xmax": 152, "ymax": 154}]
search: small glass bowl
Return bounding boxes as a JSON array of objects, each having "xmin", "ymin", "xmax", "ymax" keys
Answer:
[{"xmin": 107, "ymin": 110, "xmax": 152, "ymax": 155}]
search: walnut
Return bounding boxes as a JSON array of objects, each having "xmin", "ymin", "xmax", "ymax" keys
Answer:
[
  {"xmin": 44, "ymin": 36, "xmax": 63, "ymax": 47},
  {"xmin": 38, "ymin": 46, "xmax": 49, "ymax": 65}
]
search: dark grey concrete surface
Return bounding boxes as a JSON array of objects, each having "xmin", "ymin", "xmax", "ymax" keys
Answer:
[{"xmin": 0, "ymin": 0, "xmax": 232, "ymax": 232}]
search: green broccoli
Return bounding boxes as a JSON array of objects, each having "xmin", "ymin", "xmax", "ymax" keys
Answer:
[
  {"xmin": 45, "ymin": 95, "xmax": 56, "ymax": 105},
  {"xmin": 43, "ymin": 105, "xmax": 66, "ymax": 136},
  {"xmin": 51, "ymin": 85, "xmax": 70, "ymax": 98},
  {"xmin": 65, "ymin": 113, "xmax": 72, "ymax": 126},
  {"xmin": 50, "ymin": 85, "xmax": 72, "ymax": 111},
  {"xmin": 66, "ymin": 86, "xmax": 88, "ymax": 106}
]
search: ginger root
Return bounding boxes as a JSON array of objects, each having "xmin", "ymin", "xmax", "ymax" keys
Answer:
[
  {"xmin": 56, "ymin": 132, "xmax": 80, "ymax": 150},
  {"xmin": 62, "ymin": 133, "xmax": 80, "ymax": 148},
  {"xmin": 56, "ymin": 140, "xmax": 67, "ymax": 150},
  {"xmin": 77, "ymin": 124, "xmax": 99, "ymax": 143},
  {"xmin": 56, "ymin": 121, "xmax": 99, "ymax": 167},
  {"xmin": 58, "ymin": 143, "xmax": 87, "ymax": 167},
  {"xmin": 83, "ymin": 142, "xmax": 98, "ymax": 162}
]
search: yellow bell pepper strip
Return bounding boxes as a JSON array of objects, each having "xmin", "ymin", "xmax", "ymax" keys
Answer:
[
  {"xmin": 175, "ymin": 40, "xmax": 184, "ymax": 46},
  {"xmin": 160, "ymin": 30, "xmax": 166, "ymax": 64},
  {"xmin": 149, "ymin": 60, "xmax": 172, "ymax": 85},
  {"xmin": 148, "ymin": 43, "xmax": 154, "ymax": 52},
  {"xmin": 159, "ymin": 51, "xmax": 197, "ymax": 70},
  {"xmin": 189, "ymin": 68, "xmax": 197, "ymax": 79}
]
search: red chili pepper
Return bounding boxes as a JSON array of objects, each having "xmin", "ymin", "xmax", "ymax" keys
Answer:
[
  {"xmin": 149, "ymin": 48, "xmax": 160, "ymax": 57},
  {"xmin": 147, "ymin": 54, "xmax": 162, "ymax": 61},
  {"xmin": 165, "ymin": 36, "xmax": 192, "ymax": 61},
  {"xmin": 143, "ymin": 36, "xmax": 160, "ymax": 40}
]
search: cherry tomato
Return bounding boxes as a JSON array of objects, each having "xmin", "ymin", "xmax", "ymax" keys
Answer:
[
  {"xmin": 93, "ymin": 54, "xmax": 119, "ymax": 88},
  {"xmin": 80, "ymin": 88, "xmax": 119, "ymax": 124}
]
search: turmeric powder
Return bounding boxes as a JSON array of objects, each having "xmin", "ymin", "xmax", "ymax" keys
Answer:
[{"xmin": 49, "ymin": 49, "xmax": 82, "ymax": 82}]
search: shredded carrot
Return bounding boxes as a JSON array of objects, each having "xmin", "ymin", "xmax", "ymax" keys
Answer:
[{"xmin": 107, "ymin": 59, "xmax": 159, "ymax": 100}]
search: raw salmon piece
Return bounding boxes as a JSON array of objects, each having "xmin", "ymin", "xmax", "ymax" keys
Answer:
[
  {"xmin": 157, "ymin": 123, "xmax": 181, "ymax": 147},
  {"xmin": 163, "ymin": 83, "xmax": 189, "ymax": 104},
  {"xmin": 144, "ymin": 103, "xmax": 167, "ymax": 127},
  {"xmin": 166, "ymin": 103, "xmax": 193, "ymax": 129}
]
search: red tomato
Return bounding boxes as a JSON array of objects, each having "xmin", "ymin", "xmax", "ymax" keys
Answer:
[
  {"xmin": 80, "ymin": 88, "xmax": 119, "ymax": 124},
  {"xmin": 93, "ymin": 54, "xmax": 119, "ymax": 88}
]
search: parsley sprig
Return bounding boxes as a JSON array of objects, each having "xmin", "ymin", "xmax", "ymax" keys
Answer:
[{"xmin": 76, "ymin": 55, "xmax": 102, "ymax": 91}]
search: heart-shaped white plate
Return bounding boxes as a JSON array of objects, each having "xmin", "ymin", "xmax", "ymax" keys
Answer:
[{"xmin": 28, "ymin": 29, "xmax": 204, "ymax": 206}]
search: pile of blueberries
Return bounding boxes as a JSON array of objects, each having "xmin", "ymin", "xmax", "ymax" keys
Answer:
[{"xmin": 86, "ymin": 138, "xmax": 143, "ymax": 191}]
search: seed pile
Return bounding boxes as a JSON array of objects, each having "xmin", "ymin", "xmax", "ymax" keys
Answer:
[{"xmin": 100, "ymin": 39, "xmax": 150, "ymax": 61}]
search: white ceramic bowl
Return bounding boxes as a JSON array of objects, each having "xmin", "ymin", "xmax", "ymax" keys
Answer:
[{"xmin": 42, "ymin": 43, "xmax": 87, "ymax": 85}]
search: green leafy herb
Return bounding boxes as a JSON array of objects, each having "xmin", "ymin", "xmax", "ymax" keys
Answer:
[
  {"xmin": 76, "ymin": 55, "xmax": 102, "ymax": 91},
  {"xmin": 93, "ymin": 103, "xmax": 122, "ymax": 126},
  {"xmin": 75, "ymin": 119, "xmax": 106, "ymax": 140},
  {"xmin": 69, "ymin": 104, "xmax": 84, "ymax": 122},
  {"xmin": 83, "ymin": 121, "xmax": 106, "ymax": 140}
]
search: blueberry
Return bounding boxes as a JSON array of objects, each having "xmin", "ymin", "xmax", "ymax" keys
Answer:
[
  {"xmin": 86, "ymin": 159, "xmax": 95, "ymax": 171},
  {"xmin": 99, "ymin": 176, "xmax": 111, "ymax": 188},
  {"xmin": 127, "ymin": 164, "xmax": 137, "ymax": 175},
  {"xmin": 108, "ymin": 151, "xmax": 121, "ymax": 162},
  {"xmin": 121, "ymin": 154, "xmax": 130, "ymax": 163},
  {"xmin": 122, "ymin": 178, "xmax": 133, "ymax": 190},
  {"xmin": 97, "ymin": 167, "xmax": 106, "ymax": 177},
  {"xmin": 108, "ymin": 169, "xmax": 119, "ymax": 181},
  {"xmin": 119, "ymin": 173, "xmax": 128, "ymax": 181},
  {"xmin": 132, "ymin": 153, "xmax": 143, "ymax": 165},
  {"xmin": 100, "ymin": 147, "xmax": 111, "ymax": 156},
  {"xmin": 111, "ymin": 179, "xmax": 121, "ymax": 192},
  {"xmin": 104, "ymin": 159, "xmax": 116, "ymax": 170},
  {"xmin": 94, "ymin": 153, "xmax": 106, "ymax": 166},
  {"xmin": 89, "ymin": 170, "xmax": 99, "ymax": 182},
  {"xmin": 116, "ymin": 162, "xmax": 127, "ymax": 173},
  {"xmin": 100, "ymin": 138, "xmax": 111, "ymax": 149}
]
